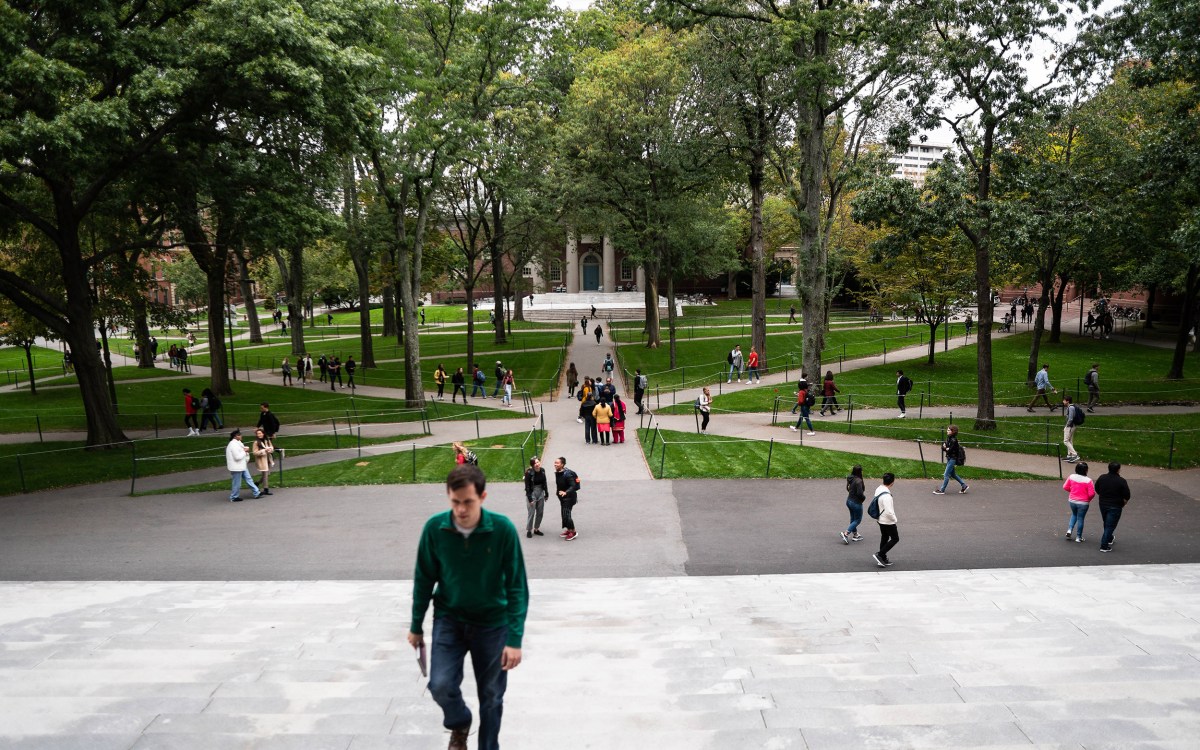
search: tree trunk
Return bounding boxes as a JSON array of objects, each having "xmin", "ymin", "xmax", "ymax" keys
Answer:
[
  {"xmin": 233, "ymin": 247, "xmax": 263, "ymax": 344},
  {"xmin": 272, "ymin": 247, "xmax": 307, "ymax": 358},
  {"xmin": 202, "ymin": 267, "xmax": 233, "ymax": 396},
  {"xmin": 131, "ymin": 295, "xmax": 155, "ymax": 369},
  {"xmin": 667, "ymin": 274, "xmax": 678, "ymax": 370},
  {"xmin": 513, "ymin": 288, "xmax": 525, "ymax": 322},
  {"xmin": 393, "ymin": 182, "xmax": 429, "ymax": 406},
  {"xmin": 355, "ymin": 267, "xmax": 375, "ymax": 368},
  {"xmin": 749, "ymin": 148, "xmax": 768, "ymax": 373},
  {"xmin": 927, "ymin": 323, "xmax": 937, "ymax": 365},
  {"xmin": 98, "ymin": 318, "xmax": 119, "ymax": 412},
  {"xmin": 23, "ymin": 342, "xmax": 37, "ymax": 396},
  {"xmin": 971, "ymin": 125, "xmax": 997, "ymax": 430},
  {"xmin": 1026, "ymin": 282, "xmax": 1052, "ymax": 385},
  {"xmin": 1048, "ymin": 274, "xmax": 1068, "ymax": 343},
  {"xmin": 464, "ymin": 279, "xmax": 476, "ymax": 378},
  {"xmin": 381, "ymin": 282, "xmax": 397, "ymax": 337},
  {"xmin": 1167, "ymin": 263, "xmax": 1200, "ymax": 379},
  {"xmin": 794, "ymin": 97, "xmax": 830, "ymax": 382},
  {"xmin": 643, "ymin": 262, "xmax": 661, "ymax": 348},
  {"xmin": 1145, "ymin": 282, "xmax": 1156, "ymax": 328},
  {"xmin": 491, "ymin": 257, "xmax": 506, "ymax": 345},
  {"xmin": 726, "ymin": 269, "xmax": 737, "ymax": 301}
]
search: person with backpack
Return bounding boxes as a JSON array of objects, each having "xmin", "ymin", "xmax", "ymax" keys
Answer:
[
  {"xmin": 819, "ymin": 370, "xmax": 840, "ymax": 416},
  {"xmin": 1062, "ymin": 395, "xmax": 1083, "ymax": 463},
  {"xmin": 553, "ymin": 456, "xmax": 580, "ymax": 541},
  {"xmin": 727, "ymin": 345, "xmax": 743, "ymax": 384},
  {"xmin": 434, "ymin": 364, "xmax": 447, "ymax": 401},
  {"xmin": 602, "ymin": 353, "xmax": 615, "ymax": 376},
  {"xmin": 471, "ymin": 363, "xmax": 488, "ymax": 399},
  {"xmin": 453, "ymin": 442, "xmax": 479, "ymax": 467},
  {"xmin": 870, "ymin": 472, "xmax": 899, "ymax": 567},
  {"xmin": 1085, "ymin": 363, "xmax": 1100, "ymax": 412},
  {"xmin": 183, "ymin": 387, "xmax": 200, "ymax": 436},
  {"xmin": 199, "ymin": 388, "xmax": 223, "ymax": 432},
  {"xmin": 932, "ymin": 424, "xmax": 969, "ymax": 495},
  {"xmin": 896, "ymin": 370, "xmax": 913, "ymax": 418},
  {"xmin": 633, "ymin": 369, "xmax": 648, "ymax": 414},
  {"xmin": 593, "ymin": 323, "xmax": 603, "ymax": 343},
  {"xmin": 789, "ymin": 379, "xmax": 815, "ymax": 435},
  {"xmin": 696, "ymin": 387, "xmax": 712, "ymax": 432},
  {"xmin": 493, "ymin": 360, "xmax": 506, "ymax": 398},
  {"xmin": 345, "ymin": 356, "xmax": 357, "ymax": 390},
  {"xmin": 256, "ymin": 402, "xmax": 281, "ymax": 440},
  {"xmin": 524, "ymin": 457, "xmax": 548, "ymax": 539},
  {"xmin": 281, "ymin": 357, "xmax": 293, "ymax": 386},
  {"xmin": 840, "ymin": 464, "xmax": 867, "ymax": 544}
]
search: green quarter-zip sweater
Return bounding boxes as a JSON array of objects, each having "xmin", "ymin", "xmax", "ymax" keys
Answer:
[{"xmin": 410, "ymin": 507, "xmax": 529, "ymax": 648}]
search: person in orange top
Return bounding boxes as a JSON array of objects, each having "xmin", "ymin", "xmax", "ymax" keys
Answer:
[{"xmin": 746, "ymin": 347, "xmax": 761, "ymax": 383}]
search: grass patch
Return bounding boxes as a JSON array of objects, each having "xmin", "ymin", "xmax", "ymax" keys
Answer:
[
  {"xmin": 33, "ymin": 365, "xmax": 186, "ymax": 388},
  {"xmin": 0, "ymin": 430, "xmax": 425, "ymax": 496},
  {"xmin": 808, "ymin": 413, "xmax": 1200, "ymax": 469},
  {"xmin": 638, "ymin": 428, "xmax": 1049, "ymax": 480},
  {"xmin": 153, "ymin": 430, "xmax": 538, "ymax": 494}
]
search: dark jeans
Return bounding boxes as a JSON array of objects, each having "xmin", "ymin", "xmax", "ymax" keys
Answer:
[
  {"xmin": 897, "ymin": 394, "xmax": 906, "ymax": 413},
  {"xmin": 584, "ymin": 418, "xmax": 598, "ymax": 444},
  {"xmin": 452, "ymin": 384, "xmax": 467, "ymax": 402},
  {"xmin": 436, "ymin": 383, "xmax": 445, "ymax": 398},
  {"xmin": 1100, "ymin": 504, "xmax": 1123, "ymax": 548},
  {"xmin": 560, "ymin": 497, "xmax": 576, "ymax": 530},
  {"xmin": 820, "ymin": 396, "xmax": 838, "ymax": 414},
  {"xmin": 634, "ymin": 389, "xmax": 644, "ymax": 412},
  {"xmin": 184, "ymin": 414, "xmax": 198, "ymax": 430},
  {"xmin": 199, "ymin": 412, "xmax": 220, "ymax": 431},
  {"xmin": 429, "ymin": 616, "xmax": 508, "ymax": 750},
  {"xmin": 878, "ymin": 523, "xmax": 899, "ymax": 559},
  {"xmin": 471, "ymin": 382, "xmax": 486, "ymax": 397},
  {"xmin": 846, "ymin": 498, "xmax": 863, "ymax": 534},
  {"xmin": 700, "ymin": 410, "xmax": 710, "ymax": 431},
  {"xmin": 794, "ymin": 405, "xmax": 812, "ymax": 431}
]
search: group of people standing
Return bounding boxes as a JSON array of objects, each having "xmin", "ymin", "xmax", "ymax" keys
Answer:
[{"xmin": 276, "ymin": 353, "xmax": 357, "ymax": 390}]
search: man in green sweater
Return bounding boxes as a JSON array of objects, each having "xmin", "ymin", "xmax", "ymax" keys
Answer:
[{"xmin": 408, "ymin": 464, "xmax": 529, "ymax": 750}]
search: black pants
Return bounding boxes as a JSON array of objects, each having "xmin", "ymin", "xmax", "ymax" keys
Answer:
[
  {"xmin": 452, "ymin": 384, "xmax": 467, "ymax": 403},
  {"xmin": 319, "ymin": 368, "xmax": 327, "ymax": 382},
  {"xmin": 821, "ymin": 396, "xmax": 838, "ymax": 414},
  {"xmin": 897, "ymin": 394, "xmax": 906, "ymax": 414},
  {"xmin": 878, "ymin": 523, "xmax": 899, "ymax": 559},
  {"xmin": 584, "ymin": 419, "xmax": 598, "ymax": 444},
  {"xmin": 437, "ymin": 383, "xmax": 445, "ymax": 398},
  {"xmin": 634, "ymin": 389, "xmax": 644, "ymax": 413},
  {"xmin": 184, "ymin": 414, "xmax": 199, "ymax": 430},
  {"xmin": 560, "ymin": 497, "xmax": 576, "ymax": 530},
  {"xmin": 282, "ymin": 372, "xmax": 292, "ymax": 385},
  {"xmin": 700, "ymin": 410, "xmax": 710, "ymax": 431}
]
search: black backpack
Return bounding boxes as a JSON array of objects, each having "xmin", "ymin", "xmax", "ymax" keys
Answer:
[
  {"xmin": 898, "ymin": 376, "xmax": 913, "ymax": 394},
  {"xmin": 867, "ymin": 490, "xmax": 888, "ymax": 519},
  {"xmin": 1071, "ymin": 407, "xmax": 1086, "ymax": 426},
  {"xmin": 464, "ymin": 450, "xmax": 479, "ymax": 466},
  {"xmin": 1085, "ymin": 370, "xmax": 1097, "ymax": 387},
  {"xmin": 727, "ymin": 351, "xmax": 734, "ymax": 364},
  {"xmin": 190, "ymin": 395, "xmax": 200, "ymax": 410},
  {"xmin": 956, "ymin": 444, "xmax": 967, "ymax": 466},
  {"xmin": 805, "ymin": 390, "xmax": 816, "ymax": 407}
]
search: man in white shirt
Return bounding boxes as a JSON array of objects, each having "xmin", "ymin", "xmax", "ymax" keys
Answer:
[
  {"xmin": 872, "ymin": 473, "xmax": 899, "ymax": 567},
  {"xmin": 225, "ymin": 429, "xmax": 261, "ymax": 502}
]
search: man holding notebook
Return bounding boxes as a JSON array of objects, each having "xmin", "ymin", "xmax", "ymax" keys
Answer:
[{"xmin": 409, "ymin": 464, "xmax": 529, "ymax": 750}]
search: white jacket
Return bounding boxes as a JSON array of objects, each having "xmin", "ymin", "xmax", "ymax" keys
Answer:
[
  {"xmin": 226, "ymin": 439, "xmax": 249, "ymax": 472},
  {"xmin": 873, "ymin": 485, "xmax": 897, "ymax": 525}
]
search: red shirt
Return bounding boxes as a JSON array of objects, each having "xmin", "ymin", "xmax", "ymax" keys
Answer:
[{"xmin": 747, "ymin": 351, "xmax": 758, "ymax": 367}]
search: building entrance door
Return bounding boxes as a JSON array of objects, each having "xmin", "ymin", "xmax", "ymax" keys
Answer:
[{"xmin": 582, "ymin": 257, "xmax": 600, "ymax": 291}]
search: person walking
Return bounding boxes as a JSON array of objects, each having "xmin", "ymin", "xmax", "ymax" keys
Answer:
[
  {"xmin": 593, "ymin": 323, "xmax": 603, "ymax": 343},
  {"xmin": 168, "ymin": 343, "xmax": 178, "ymax": 369},
  {"xmin": 964, "ymin": 314, "xmax": 973, "ymax": 337},
  {"xmin": 553, "ymin": 457, "xmax": 581, "ymax": 541},
  {"xmin": 1094, "ymin": 462, "xmax": 1131, "ymax": 553},
  {"xmin": 183, "ymin": 388, "xmax": 200, "ymax": 436},
  {"xmin": 408, "ymin": 465, "xmax": 529, "ymax": 750},
  {"xmin": 523, "ymin": 457, "xmax": 548, "ymax": 539},
  {"xmin": 611, "ymin": 394, "xmax": 628, "ymax": 444},
  {"xmin": 593, "ymin": 398, "xmax": 613, "ymax": 445},
  {"xmin": 199, "ymin": 388, "xmax": 222, "ymax": 432},
  {"xmin": 841, "ymin": 464, "xmax": 866, "ymax": 544},
  {"xmin": 602, "ymin": 353, "xmax": 615, "ymax": 377},
  {"xmin": 581, "ymin": 391, "xmax": 599, "ymax": 444},
  {"xmin": 932, "ymin": 425, "xmax": 969, "ymax": 495},
  {"xmin": 177, "ymin": 346, "xmax": 189, "ymax": 372},
  {"xmin": 1062, "ymin": 395, "xmax": 1082, "ymax": 463},
  {"xmin": 256, "ymin": 402, "xmax": 281, "ymax": 440},
  {"xmin": 727, "ymin": 345, "xmax": 743, "ymax": 384},
  {"xmin": 1085, "ymin": 363, "xmax": 1100, "ymax": 412},
  {"xmin": 896, "ymin": 370, "xmax": 913, "ymax": 418},
  {"xmin": 493, "ymin": 361, "xmax": 505, "ymax": 398},
  {"xmin": 453, "ymin": 442, "xmax": 479, "ymax": 466},
  {"xmin": 819, "ymin": 370, "xmax": 840, "ymax": 416},
  {"xmin": 501, "ymin": 369, "xmax": 515, "ymax": 407},
  {"xmin": 633, "ymin": 368, "xmax": 647, "ymax": 414},
  {"xmin": 871, "ymin": 473, "xmax": 899, "ymax": 567},
  {"xmin": 329, "ymin": 356, "xmax": 343, "ymax": 390},
  {"xmin": 1063, "ymin": 462, "xmax": 1096, "ymax": 543},
  {"xmin": 345, "ymin": 356, "xmax": 357, "ymax": 390},
  {"xmin": 318, "ymin": 354, "xmax": 329, "ymax": 383},
  {"xmin": 1027, "ymin": 363, "xmax": 1057, "ymax": 412},
  {"xmin": 303, "ymin": 353, "xmax": 313, "ymax": 385},
  {"xmin": 281, "ymin": 357, "xmax": 293, "ymax": 386},
  {"xmin": 697, "ymin": 386, "xmax": 712, "ymax": 432},
  {"xmin": 470, "ymin": 364, "xmax": 487, "ymax": 399},
  {"xmin": 788, "ymin": 305, "xmax": 797, "ymax": 323},
  {"xmin": 789, "ymin": 379, "xmax": 815, "ymax": 435},
  {"xmin": 566, "ymin": 362, "xmax": 579, "ymax": 398},
  {"xmin": 434, "ymin": 364, "xmax": 447, "ymax": 401},
  {"xmin": 225, "ymin": 429, "xmax": 261, "ymax": 502},
  {"xmin": 745, "ymin": 347, "xmax": 761, "ymax": 384},
  {"xmin": 580, "ymin": 316, "xmax": 587, "ymax": 334},
  {"xmin": 252, "ymin": 428, "xmax": 275, "ymax": 496},
  {"xmin": 450, "ymin": 366, "xmax": 467, "ymax": 403}
]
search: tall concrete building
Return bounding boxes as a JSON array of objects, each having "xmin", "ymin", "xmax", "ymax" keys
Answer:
[{"xmin": 889, "ymin": 139, "xmax": 952, "ymax": 184}]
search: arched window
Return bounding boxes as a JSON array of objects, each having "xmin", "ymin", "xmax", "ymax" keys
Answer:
[
  {"xmin": 549, "ymin": 259, "xmax": 562, "ymax": 282},
  {"xmin": 620, "ymin": 256, "xmax": 635, "ymax": 281}
]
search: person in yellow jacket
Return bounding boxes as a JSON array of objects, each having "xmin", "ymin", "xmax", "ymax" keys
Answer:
[{"xmin": 592, "ymin": 400, "xmax": 614, "ymax": 446}]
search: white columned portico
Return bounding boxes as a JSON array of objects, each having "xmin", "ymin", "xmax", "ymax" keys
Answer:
[
  {"xmin": 566, "ymin": 230, "xmax": 580, "ymax": 294},
  {"xmin": 602, "ymin": 235, "xmax": 616, "ymax": 293}
]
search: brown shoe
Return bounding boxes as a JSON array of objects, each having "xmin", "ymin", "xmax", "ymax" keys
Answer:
[{"xmin": 449, "ymin": 725, "xmax": 470, "ymax": 750}]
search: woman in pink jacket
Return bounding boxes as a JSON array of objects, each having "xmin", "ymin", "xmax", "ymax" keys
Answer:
[{"xmin": 1063, "ymin": 462, "xmax": 1096, "ymax": 543}]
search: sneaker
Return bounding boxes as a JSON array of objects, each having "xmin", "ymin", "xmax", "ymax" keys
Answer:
[
  {"xmin": 1065, "ymin": 455, "xmax": 1078, "ymax": 463},
  {"xmin": 1086, "ymin": 407, "xmax": 1094, "ymax": 413},
  {"xmin": 576, "ymin": 418, "xmax": 583, "ymax": 424},
  {"xmin": 1064, "ymin": 531, "xmax": 1073, "ymax": 539},
  {"xmin": 872, "ymin": 553, "xmax": 886, "ymax": 568},
  {"xmin": 566, "ymin": 531, "xmax": 577, "ymax": 541},
  {"xmin": 449, "ymin": 725, "xmax": 470, "ymax": 750},
  {"xmin": 252, "ymin": 492, "xmax": 261, "ymax": 499},
  {"xmin": 806, "ymin": 431, "xmax": 815, "ymax": 436},
  {"xmin": 932, "ymin": 489, "xmax": 946, "ymax": 495},
  {"xmin": 789, "ymin": 426, "xmax": 797, "ymax": 431},
  {"xmin": 1026, "ymin": 407, "xmax": 1035, "ymax": 413},
  {"xmin": 230, "ymin": 496, "xmax": 242, "ymax": 502},
  {"xmin": 851, "ymin": 534, "xmax": 865, "ymax": 542},
  {"xmin": 533, "ymin": 530, "xmax": 544, "ymax": 536},
  {"xmin": 959, "ymin": 485, "xmax": 969, "ymax": 494},
  {"xmin": 884, "ymin": 559, "xmax": 894, "ymax": 566},
  {"xmin": 898, "ymin": 412, "xmax": 906, "ymax": 418},
  {"xmin": 1100, "ymin": 546, "xmax": 1111, "ymax": 553},
  {"xmin": 1076, "ymin": 536, "xmax": 1085, "ymax": 543},
  {"xmin": 527, "ymin": 531, "xmax": 533, "ymax": 538},
  {"xmin": 840, "ymin": 531, "xmax": 849, "ymax": 544},
  {"xmin": 559, "ymin": 530, "xmax": 570, "ymax": 538}
]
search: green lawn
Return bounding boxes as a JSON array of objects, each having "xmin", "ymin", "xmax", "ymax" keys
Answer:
[
  {"xmin": 32, "ymin": 365, "xmax": 186, "ymax": 388},
  {"xmin": 614, "ymin": 323, "xmax": 965, "ymax": 387},
  {"xmin": 639, "ymin": 428, "xmax": 1049, "ymax": 480},
  {"xmin": 0, "ymin": 430, "xmax": 425, "ymax": 496},
  {"xmin": 152, "ymin": 430, "xmax": 539, "ymax": 494},
  {"xmin": 805, "ymin": 412, "xmax": 1200, "ymax": 469},
  {"xmin": 0, "ymin": 377, "xmax": 516, "ymax": 434}
]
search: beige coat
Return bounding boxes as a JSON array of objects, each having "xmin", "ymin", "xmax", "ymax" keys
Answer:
[{"xmin": 253, "ymin": 438, "xmax": 275, "ymax": 472}]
